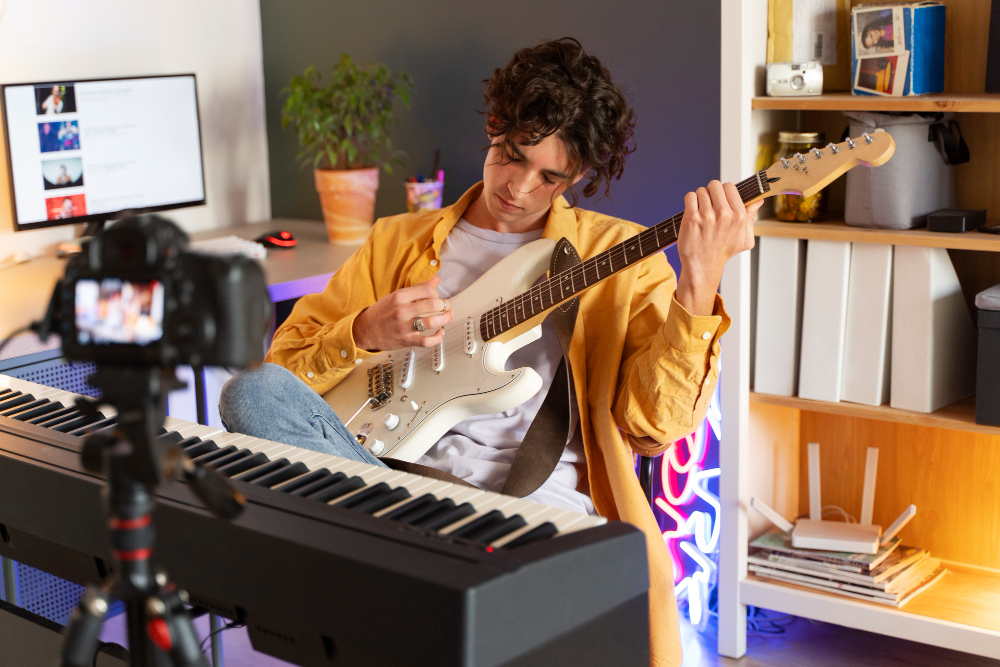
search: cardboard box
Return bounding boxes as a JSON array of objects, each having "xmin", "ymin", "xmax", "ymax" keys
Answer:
[
  {"xmin": 851, "ymin": 2, "xmax": 945, "ymax": 97},
  {"xmin": 768, "ymin": 0, "xmax": 853, "ymax": 92}
]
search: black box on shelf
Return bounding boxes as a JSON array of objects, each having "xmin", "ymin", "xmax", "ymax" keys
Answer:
[
  {"xmin": 977, "ymin": 284, "xmax": 1000, "ymax": 427},
  {"xmin": 927, "ymin": 208, "xmax": 986, "ymax": 233}
]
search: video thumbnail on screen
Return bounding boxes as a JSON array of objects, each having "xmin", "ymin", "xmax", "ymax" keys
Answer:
[
  {"xmin": 38, "ymin": 120, "xmax": 80, "ymax": 153},
  {"xmin": 75, "ymin": 278, "xmax": 165, "ymax": 346},
  {"xmin": 45, "ymin": 193, "xmax": 86, "ymax": 220}
]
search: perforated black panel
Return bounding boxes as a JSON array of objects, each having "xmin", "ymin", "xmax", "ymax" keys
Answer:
[
  {"xmin": 3, "ymin": 355, "xmax": 106, "ymax": 623},
  {"xmin": 4, "ymin": 358, "xmax": 100, "ymax": 398}
]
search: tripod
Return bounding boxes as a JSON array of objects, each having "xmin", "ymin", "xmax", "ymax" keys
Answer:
[{"xmin": 60, "ymin": 366, "xmax": 245, "ymax": 667}]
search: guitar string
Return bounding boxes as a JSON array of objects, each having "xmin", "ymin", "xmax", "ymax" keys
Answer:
[
  {"xmin": 395, "ymin": 174, "xmax": 766, "ymax": 376},
  {"xmin": 477, "ymin": 174, "xmax": 762, "ymax": 341},
  {"xmin": 401, "ymin": 177, "xmax": 762, "ymax": 374}
]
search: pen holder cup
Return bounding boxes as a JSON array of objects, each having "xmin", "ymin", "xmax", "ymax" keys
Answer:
[{"xmin": 405, "ymin": 181, "xmax": 444, "ymax": 213}]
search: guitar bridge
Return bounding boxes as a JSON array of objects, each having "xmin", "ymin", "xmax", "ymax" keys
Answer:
[{"xmin": 368, "ymin": 362, "xmax": 394, "ymax": 409}]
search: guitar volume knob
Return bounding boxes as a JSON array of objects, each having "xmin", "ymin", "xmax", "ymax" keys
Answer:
[
  {"xmin": 369, "ymin": 439, "xmax": 385, "ymax": 456},
  {"xmin": 382, "ymin": 413, "xmax": 400, "ymax": 430}
]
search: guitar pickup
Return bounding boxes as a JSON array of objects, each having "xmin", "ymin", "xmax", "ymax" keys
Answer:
[
  {"xmin": 433, "ymin": 340, "xmax": 445, "ymax": 373},
  {"xmin": 399, "ymin": 349, "xmax": 416, "ymax": 390},
  {"xmin": 465, "ymin": 319, "xmax": 477, "ymax": 355}
]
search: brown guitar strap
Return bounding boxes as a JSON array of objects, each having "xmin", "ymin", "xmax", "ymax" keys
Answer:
[
  {"xmin": 499, "ymin": 237, "xmax": 579, "ymax": 497},
  {"xmin": 384, "ymin": 237, "xmax": 581, "ymax": 498}
]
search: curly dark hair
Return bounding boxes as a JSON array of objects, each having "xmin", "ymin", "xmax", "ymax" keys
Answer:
[{"xmin": 482, "ymin": 37, "xmax": 636, "ymax": 203}]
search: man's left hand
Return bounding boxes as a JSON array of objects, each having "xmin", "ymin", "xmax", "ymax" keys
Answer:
[{"xmin": 675, "ymin": 180, "xmax": 762, "ymax": 316}]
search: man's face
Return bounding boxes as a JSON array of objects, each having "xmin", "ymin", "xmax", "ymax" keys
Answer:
[
  {"xmin": 481, "ymin": 132, "xmax": 581, "ymax": 226},
  {"xmin": 62, "ymin": 199, "xmax": 74, "ymax": 215}
]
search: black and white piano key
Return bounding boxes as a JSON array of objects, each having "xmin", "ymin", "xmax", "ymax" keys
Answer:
[{"xmin": 3, "ymin": 375, "xmax": 607, "ymax": 546}]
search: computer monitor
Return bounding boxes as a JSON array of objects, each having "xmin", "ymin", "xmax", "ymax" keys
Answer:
[{"xmin": 1, "ymin": 74, "xmax": 206, "ymax": 233}]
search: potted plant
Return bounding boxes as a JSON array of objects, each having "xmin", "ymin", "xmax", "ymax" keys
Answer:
[{"xmin": 281, "ymin": 55, "xmax": 413, "ymax": 244}]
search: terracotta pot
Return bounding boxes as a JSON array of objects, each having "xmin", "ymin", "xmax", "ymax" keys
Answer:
[{"xmin": 314, "ymin": 167, "xmax": 380, "ymax": 245}]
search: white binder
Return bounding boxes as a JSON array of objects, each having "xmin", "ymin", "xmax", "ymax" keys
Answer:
[
  {"xmin": 753, "ymin": 237, "xmax": 807, "ymax": 396},
  {"xmin": 890, "ymin": 246, "xmax": 977, "ymax": 413},
  {"xmin": 798, "ymin": 240, "xmax": 852, "ymax": 402},
  {"xmin": 842, "ymin": 243, "xmax": 894, "ymax": 406}
]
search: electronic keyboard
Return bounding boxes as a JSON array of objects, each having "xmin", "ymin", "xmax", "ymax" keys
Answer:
[{"xmin": 0, "ymin": 374, "xmax": 650, "ymax": 666}]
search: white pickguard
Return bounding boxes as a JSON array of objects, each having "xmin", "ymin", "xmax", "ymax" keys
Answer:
[{"xmin": 322, "ymin": 238, "xmax": 557, "ymax": 462}]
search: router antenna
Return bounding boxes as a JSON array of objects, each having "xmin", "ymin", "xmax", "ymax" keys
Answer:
[{"xmin": 860, "ymin": 447, "xmax": 879, "ymax": 525}]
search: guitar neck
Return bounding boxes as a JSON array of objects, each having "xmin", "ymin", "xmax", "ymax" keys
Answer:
[{"xmin": 479, "ymin": 170, "xmax": 770, "ymax": 342}]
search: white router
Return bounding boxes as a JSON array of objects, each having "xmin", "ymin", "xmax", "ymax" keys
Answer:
[{"xmin": 751, "ymin": 443, "xmax": 917, "ymax": 554}]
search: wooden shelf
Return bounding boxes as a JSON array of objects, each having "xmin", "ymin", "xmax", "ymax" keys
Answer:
[
  {"xmin": 755, "ymin": 218, "xmax": 1000, "ymax": 252},
  {"xmin": 752, "ymin": 93, "xmax": 1000, "ymax": 113},
  {"xmin": 741, "ymin": 562, "xmax": 1000, "ymax": 659},
  {"xmin": 748, "ymin": 392, "xmax": 1000, "ymax": 437}
]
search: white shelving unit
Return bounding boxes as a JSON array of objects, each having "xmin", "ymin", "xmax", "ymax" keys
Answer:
[{"xmin": 717, "ymin": 0, "xmax": 1000, "ymax": 660}]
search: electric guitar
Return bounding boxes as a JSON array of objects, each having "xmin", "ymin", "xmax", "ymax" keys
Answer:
[{"xmin": 323, "ymin": 131, "xmax": 895, "ymax": 462}]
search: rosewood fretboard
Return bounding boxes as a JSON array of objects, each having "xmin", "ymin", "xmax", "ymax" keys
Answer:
[{"xmin": 479, "ymin": 170, "xmax": 769, "ymax": 341}]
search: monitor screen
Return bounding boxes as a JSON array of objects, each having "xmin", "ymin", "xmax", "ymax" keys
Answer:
[{"xmin": 2, "ymin": 75, "xmax": 206, "ymax": 231}]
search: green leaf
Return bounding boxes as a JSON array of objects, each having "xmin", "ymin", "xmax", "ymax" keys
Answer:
[{"xmin": 279, "ymin": 58, "xmax": 413, "ymax": 170}]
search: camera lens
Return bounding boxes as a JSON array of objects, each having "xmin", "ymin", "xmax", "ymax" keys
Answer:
[{"xmin": 791, "ymin": 74, "xmax": 805, "ymax": 90}]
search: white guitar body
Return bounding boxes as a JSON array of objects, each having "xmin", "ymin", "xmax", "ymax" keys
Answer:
[{"xmin": 323, "ymin": 238, "xmax": 557, "ymax": 463}]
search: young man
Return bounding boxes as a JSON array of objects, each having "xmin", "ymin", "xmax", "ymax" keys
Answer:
[{"xmin": 221, "ymin": 38, "xmax": 758, "ymax": 667}]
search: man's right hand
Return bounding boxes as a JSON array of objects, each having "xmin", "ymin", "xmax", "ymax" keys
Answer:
[{"xmin": 352, "ymin": 276, "xmax": 453, "ymax": 352}]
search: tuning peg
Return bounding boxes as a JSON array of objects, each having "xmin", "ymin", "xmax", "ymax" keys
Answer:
[
  {"xmin": 863, "ymin": 132, "xmax": 874, "ymax": 144},
  {"xmin": 846, "ymin": 137, "xmax": 856, "ymax": 149},
  {"xmin": 811, "ymin": 148, "xmax": 823, "ymax": 159},
  {"xmin": 796, "ymin": 153, "xmax": 807, "ymax": 164},
  {"xmin": 826, "ymin": 142, "xmax": 840, "ymax": 154},
  {"xmin": 779, "ymin": 157, "xmax": 791, "ymax": 169}
]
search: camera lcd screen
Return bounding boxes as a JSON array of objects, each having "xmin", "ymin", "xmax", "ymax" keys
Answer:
[{"xmin": 75, "ymin": 278, "xmax": 164, "ymax": 346}]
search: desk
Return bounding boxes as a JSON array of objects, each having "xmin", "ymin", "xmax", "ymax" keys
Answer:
[{"xmin": 0, "ymin": 218, "xmax": 356, "ymax": 362}]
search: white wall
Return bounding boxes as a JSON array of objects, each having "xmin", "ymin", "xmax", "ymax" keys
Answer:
[{"xmin": 0, "ymin": 0, "xmax": 270, "ymax": 260}]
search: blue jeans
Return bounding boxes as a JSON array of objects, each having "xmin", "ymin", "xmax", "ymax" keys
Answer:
[{"xmin": 219, "ymin": 362, "xmax": 388, "ymax": 468}]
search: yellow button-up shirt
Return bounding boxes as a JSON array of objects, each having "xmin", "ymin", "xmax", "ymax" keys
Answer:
[{"xmin": 267, "ymin": 182, "xmax": 729, "ymax": 667}]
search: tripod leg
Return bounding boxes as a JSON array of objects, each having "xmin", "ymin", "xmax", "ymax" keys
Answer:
[
  {"xmin": 1, "ymin": 556, "xmax": 17, "ymax": 605},
  {"xmin": 209, "ymin": 614, "xmax": 224, "ymax": 667},
  {"xmin": 61, "ymin": 587, "xmax": 110, "ymax": 667},
  {"xmin": 147, "ymin": 590, "xmax": 209, "ymax": 667}
]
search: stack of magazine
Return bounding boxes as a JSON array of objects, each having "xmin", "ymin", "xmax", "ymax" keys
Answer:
[{"xmin": 749, "ymin": 531, "xmax": 947, "ymax": 608}]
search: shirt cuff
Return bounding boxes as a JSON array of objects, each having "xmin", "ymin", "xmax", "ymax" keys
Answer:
[
  {"xmin": 662, "ymin": 293, "xmax": 730, "ymax": 354},
  {"xmin": 285, "ymin": 310, "xmax": 376, "ymax": 388}
]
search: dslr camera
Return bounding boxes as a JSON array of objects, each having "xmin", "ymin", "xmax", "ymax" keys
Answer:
[{"xmin": 51, "ymin": 214, "xmax": 271, "ymax": 368}]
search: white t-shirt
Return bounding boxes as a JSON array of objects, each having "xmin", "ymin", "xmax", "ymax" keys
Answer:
[{"xmin": 415, "ymin": 219, "xmax": 595, "ymax": 515}]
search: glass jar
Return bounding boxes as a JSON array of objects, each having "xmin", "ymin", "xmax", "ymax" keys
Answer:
[{"xmin": 773, "ymin": 131, "xmax": 828, "ymax": 223}]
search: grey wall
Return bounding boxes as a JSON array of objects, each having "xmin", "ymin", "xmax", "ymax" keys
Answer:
[{"xmin": 260, "ymin": 0, "xmax": 720, "ymax": 238}]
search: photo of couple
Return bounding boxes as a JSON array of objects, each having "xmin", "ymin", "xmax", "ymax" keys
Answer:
[{"xmin": 854, "ymin": 6, "xmax": 908, "ymax": 97}]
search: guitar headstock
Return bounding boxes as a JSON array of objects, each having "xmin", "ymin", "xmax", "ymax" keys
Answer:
[{"xmin": 754, "ymin": 130, "xmax": 895, "ymax": 202}]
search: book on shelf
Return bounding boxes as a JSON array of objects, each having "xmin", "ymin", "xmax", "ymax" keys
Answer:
[
  {"xmin": 750, "ymin": 530, "xmax": 901, "ymax": 571},
  {"xmin": 750, "ymin": 545, "xmax": 929, "ymax": 589},
  {"xmin": 752, "ymin": 563, "xmax": 948, "ymax": 608},
  {"xmin": 749, "ymin": 552, "xmax": 935, "ymax": 596}
]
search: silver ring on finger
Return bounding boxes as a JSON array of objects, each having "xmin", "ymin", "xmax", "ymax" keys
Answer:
[{"xmin": 412, "ymin": 316, "xmax": 425, "ymax": 332}]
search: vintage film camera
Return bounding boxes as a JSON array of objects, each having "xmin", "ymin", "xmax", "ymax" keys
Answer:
[{"xmin": 766, "ymin": 61, "xmax": 824, "ymax": 96}]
